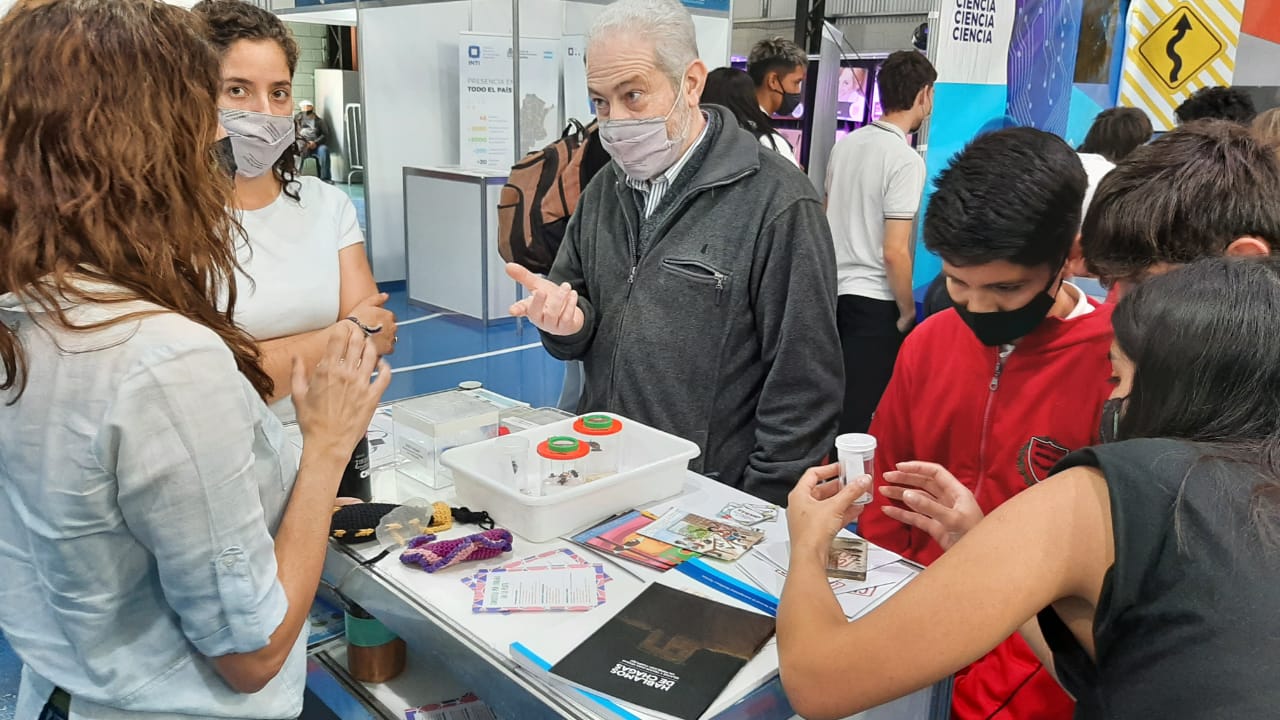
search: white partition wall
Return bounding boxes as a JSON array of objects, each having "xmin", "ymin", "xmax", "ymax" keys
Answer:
[
  {"xmin": 360, "ymin": 1, "xmax": 472, "ymax": 280},
  {"xmin": 360, "ymin": 0, "xmax": 732, "ymax": 283},
  {"xmin": 314, "ymin": 69, "xmax": 359, "ymax": 165},
  {"xmin": 562, "ymin": 1, "xmax": 731, "ymax": 68}
]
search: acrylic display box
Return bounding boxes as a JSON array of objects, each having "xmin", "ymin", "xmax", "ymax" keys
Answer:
[{"xmin": 390, "ymin": 387, "xmax": 528, "ymax": 490}]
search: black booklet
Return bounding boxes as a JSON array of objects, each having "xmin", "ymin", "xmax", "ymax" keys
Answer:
[{"xmin": 550, "ymin": 583, "xmax": 777, "ymax": 720}]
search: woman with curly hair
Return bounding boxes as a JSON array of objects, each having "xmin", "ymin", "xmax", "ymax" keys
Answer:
[
  {"xmin": 194, "ymin": 0, "xmax": 397, "ymax": 422},
  {"xmin": 0, "ymin": 1, "xmax": 389, "ymax": 717}
]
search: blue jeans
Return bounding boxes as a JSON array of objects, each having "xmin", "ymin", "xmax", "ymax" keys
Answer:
[
  {"xmin": 304, "ymin": 143, "xmax": 331, "ymax": 182},
  {"xmin": 557, "ymin": 360, "xmax": 584, "ymax": 412}
]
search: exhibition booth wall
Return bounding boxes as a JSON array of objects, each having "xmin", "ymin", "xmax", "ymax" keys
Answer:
[
  {"xmin": 357, "ymin": 0, "xmax": 733, "ymax": 282},
  {"xmin": 912, "ymin": 0, "xmax": 1280, "ymax": 288}
]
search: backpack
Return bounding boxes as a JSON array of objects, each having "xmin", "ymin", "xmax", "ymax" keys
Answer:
[{"xmin": 497, "ymin": 119, "xmax": 610, "ymax": 274}]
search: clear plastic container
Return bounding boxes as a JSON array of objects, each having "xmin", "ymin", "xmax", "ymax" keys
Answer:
[
  {"xmin": 493, "ymin": 435, "xmax": 531, "ymax": 493},
  {"xmin": 573, "ymin": 414, "xmax": 625, "ymax": 482},
  {"xmin": 537, "ymin": 436, "xmax": 590, "ymax": 493},
  {"xmin": 389, "ymin": 387, "xmax": 527, "ymax": 489},
  {"xmin": 835, "ymin": 433, "xmax": 876, "ymax": 505},
  {"xmin": 498, "ymin": 406, "xmax": 574, "ymax": 435}
]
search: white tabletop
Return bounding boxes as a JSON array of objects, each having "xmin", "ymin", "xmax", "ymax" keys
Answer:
[{"xmin": 297, "ymin": 406, "xmax": 946, "ymax": 720}]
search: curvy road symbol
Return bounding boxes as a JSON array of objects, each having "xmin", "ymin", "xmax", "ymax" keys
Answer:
[{"xmin": 1166, "ymin": 13, "xmax": 1193, "ymax": 83}]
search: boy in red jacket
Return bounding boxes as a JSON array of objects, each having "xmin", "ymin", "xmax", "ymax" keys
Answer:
[{"xmin": 855, "ymin": 128, "xmax": 1113, "ymax": 720}]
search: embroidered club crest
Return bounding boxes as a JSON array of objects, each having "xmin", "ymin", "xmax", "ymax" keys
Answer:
[{"xmin": 1018, "ymin": 436, "xmax": 1070, "ymax": 486}]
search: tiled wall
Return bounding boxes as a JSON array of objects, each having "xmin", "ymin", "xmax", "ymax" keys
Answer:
[{"xmin": 288, "ymin": 21, "xmax": 330, "ymax": 107}]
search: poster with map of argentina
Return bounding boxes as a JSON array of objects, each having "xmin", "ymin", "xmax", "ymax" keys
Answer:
[{"xmin": 459, "ymin": 33, "xmax": 562, "ymax": 171}]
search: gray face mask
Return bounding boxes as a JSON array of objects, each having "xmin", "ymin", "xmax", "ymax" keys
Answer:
[
  {"xmin": 218, "ymin": 108, "xmax": 295, "ymax": 178},
  {"xmin": 597, "ymin": 89, "xmax": 692, "ymax": 182}
]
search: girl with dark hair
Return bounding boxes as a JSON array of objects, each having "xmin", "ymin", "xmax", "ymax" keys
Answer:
[
  {"xmin": 193, "ymin": 0, "xmax": 396, "ymax": 422},
  {"xmin": 779, "ymin": 257, "xmax": 1280, "ymax": 719},
  {"xmin": 701, "ymin": 67, "xmax": 801, "ymax": 166},
  {"xmin": 0, "ymin": 1, "xmax": 389, "ymax": 717},
  {"xmin": 1078, "ymin": 106, "xmax": 1153, "ymax": 163}
]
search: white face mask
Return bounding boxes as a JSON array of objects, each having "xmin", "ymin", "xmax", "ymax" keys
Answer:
[
  {"xmin": 597, "ymin": 86, "xmax": 692, "ymax": 182},
  {"xmin": 218, "ymin": 108, "xmax": 295, "ymax": 178}
]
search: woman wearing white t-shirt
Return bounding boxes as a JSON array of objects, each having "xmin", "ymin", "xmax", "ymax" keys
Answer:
[{"xmin": 196, "ymin": 0, "xmax": 396, "ymax": 420}]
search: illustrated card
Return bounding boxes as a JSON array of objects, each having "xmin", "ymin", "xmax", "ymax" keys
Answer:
[
  {"xmin": 569, "ymin": 510, "xmax": 698, "ymax": 570},
  {"xmin": 826, "ymin": 537, "xmax": 868, "ymax": 581},
  {"xmin": 637, "ymin": 510, "xmax": 766, "ymax": 561},
  {"xmin": 715, "ymin": 502, "xmax": 779, "ymax": 526},
  {"xmin": 469, "ymin": 564, "xmax": 606, "ymax": 613}
]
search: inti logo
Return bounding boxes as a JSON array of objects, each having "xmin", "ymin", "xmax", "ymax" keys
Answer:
[{"xmin": 467, "ymin": 45, "xmax": 481, "ymax": 59}]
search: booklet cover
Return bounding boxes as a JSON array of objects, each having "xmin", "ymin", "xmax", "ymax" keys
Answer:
[
  {"xmin": 550, "ymin": 583, "xmax": 776, "ymax": 720},
  {"xmin": 637, "ymin": 510, "xmax": 766, "ymax": 561}
]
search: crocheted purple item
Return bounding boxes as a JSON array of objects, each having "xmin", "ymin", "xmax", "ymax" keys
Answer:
[{"xmin": 399, "ymin": 529, "xmax": 514, "ymax": 573}]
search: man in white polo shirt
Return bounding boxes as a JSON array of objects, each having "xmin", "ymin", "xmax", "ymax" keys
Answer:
[{"xmin": 825, "ymin": 49, "xmax": 936, "ymax": 434}]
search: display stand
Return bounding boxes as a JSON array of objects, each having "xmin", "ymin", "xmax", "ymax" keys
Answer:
[
  {"xmin": 302, "ymin": 392, "xmax": 953, "ymax": 720},
  {"xmin": 308, "ymin": 642, "xmax": 479, "ymax": 719},
  {"xmin": 402, "ymin": 166, "xmax": 516, "ymax": 322}
]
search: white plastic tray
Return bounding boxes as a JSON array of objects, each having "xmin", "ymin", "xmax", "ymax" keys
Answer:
[{"xmin": 441, "ymin": 413, "xmax": 700, "ymax": 542}]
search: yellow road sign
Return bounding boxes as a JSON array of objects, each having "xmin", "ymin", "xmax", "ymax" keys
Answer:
[
  {"xmin": 1118, "ymin": 0, "xmax": 1244, "ymax": 130},
  {"xmin": 1137, "ymin": 5, "xmax": 1225, "ymax": 91}
]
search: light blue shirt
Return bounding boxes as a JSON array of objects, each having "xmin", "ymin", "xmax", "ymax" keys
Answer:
[{"xmin": 0, "ymin": 282, "xmax": 304, "ymax": 719}]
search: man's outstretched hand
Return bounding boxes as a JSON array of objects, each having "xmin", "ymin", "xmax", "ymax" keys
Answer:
[{"xmin": 506, "ymin": 263, "xmax": 585, "ymax": 336}]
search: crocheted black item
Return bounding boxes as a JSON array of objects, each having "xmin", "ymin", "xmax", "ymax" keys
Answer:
[
  {"xmin": 451, "ymin": 506, "xmax": 495, "ymax": 529},
  {"xmin": 330, "ymin": 502, "xmax": 399, "ymax": 544}
]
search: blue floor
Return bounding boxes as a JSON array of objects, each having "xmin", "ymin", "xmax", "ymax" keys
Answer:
[
  {"xmin": 0, "ymin": 182, "xmax": 567, "ymax": 717},
  {"xmin": 376, "ymin": 280, "xmax": 564, "ymax": 408}
]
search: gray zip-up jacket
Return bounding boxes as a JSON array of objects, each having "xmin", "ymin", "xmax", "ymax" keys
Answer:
[{"xmin": 542, "ymin": 106, "xmax": 843, "ymax": 505}]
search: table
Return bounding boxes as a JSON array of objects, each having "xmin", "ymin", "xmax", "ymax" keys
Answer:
[{"xmin": 306, "ymin": 409, "xmax": 952, "ymax": 720}]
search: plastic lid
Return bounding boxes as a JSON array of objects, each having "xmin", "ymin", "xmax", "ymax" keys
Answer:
[
  {"xmin": 537, "ymin": 435, "xmax": 590, "ymax": 460},
  {"xmin": 573, "ymin": 414, "xmax": 624, "ymax": 436},
  {"xmin": 834, "ymin": 433, "xmax": 877, "ymax": 452}
]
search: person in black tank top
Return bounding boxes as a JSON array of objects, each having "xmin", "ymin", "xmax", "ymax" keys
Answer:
[{"xmin": 777, "ymin": 257, "xmax": 1280, "ymax": 720}]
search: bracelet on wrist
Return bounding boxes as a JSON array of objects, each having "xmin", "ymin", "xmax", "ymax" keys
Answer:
[{"xmin": 344, "ymin": 316, "xmax": 382, "ymax": 336}]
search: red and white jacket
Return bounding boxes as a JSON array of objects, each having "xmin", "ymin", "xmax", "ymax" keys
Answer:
[{"xmin": 861, "ymin": 302, "xmax": 1115, "ymax": 720}]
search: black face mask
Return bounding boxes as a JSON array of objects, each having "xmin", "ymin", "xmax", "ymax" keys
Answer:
[
  {"xmin": 213, "ymin": 136, "xmax": 237, "ymax": 178},
  {"xmin": 777, "ymin": 90, "xmax": 802, "ymax": 116},
  {"xmin": 1098, "ymin": 396, "xmax": 1126, "ymax": 444},
  {"xmin": 953, "ymin": 272, "xmax": 1060, "ymax": 347}
]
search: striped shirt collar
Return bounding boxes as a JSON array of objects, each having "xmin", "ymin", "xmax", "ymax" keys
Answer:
[
  {"xmin": 625, "ymin": 111, "xmax": 711, "ymax": 217},
  {"xmin": 870, "ymin": 119, "xmax": 909, "ymax": 142}
]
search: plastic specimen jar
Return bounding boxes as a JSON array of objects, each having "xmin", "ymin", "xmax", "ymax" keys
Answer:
[
  {"xmin": 536, "ymin": 436, "xmax": 590, "ymax": 493},
  {"xmin": 572, "ymin": 414, "xmax": 625, "ymax": 481},
  {"xmin": 834, "ymin": 433, "xmax": 876, "ymax": 505}
]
